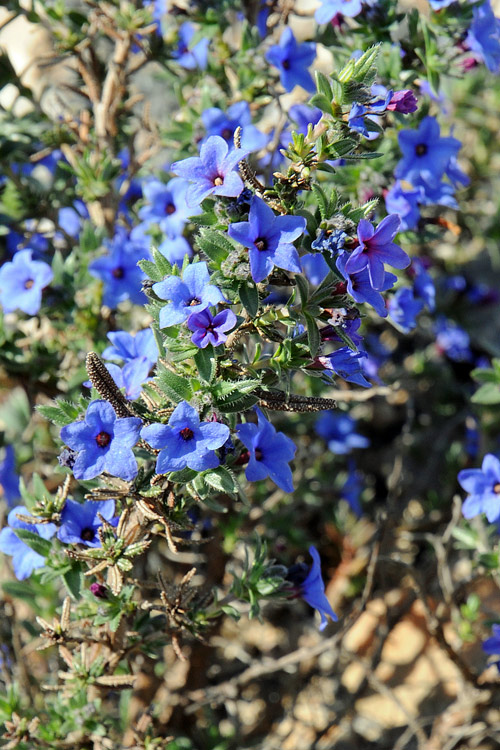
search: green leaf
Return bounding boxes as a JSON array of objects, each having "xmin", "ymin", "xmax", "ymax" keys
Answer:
[
  {"xmin": 203, "ymin": 467, "xmax": 238, "ymax": 495},
  {"xmin": 13, "ymin": 528, "xmax": 52, "ymax": 558},
  {"xmin": 194, "ymin": 346, "xmax": 216, "ymax": 383},
  {"xmin": 239, "ymin": 281, "xmax": 259, "ymax": 317},
  {"xmin": 315, "ymin": 70, "xmax": 333, "ymax": 100},
  {"xmin": 352, "ymin": 44, "xmax": 381, "ymax": 82},
  {"xmin": 168, "ymin": 468, "xmax": 198, "ymax": 483},
  {"xmin": 308, "ymin": 93, "xmax": 333, "ymax": 116},
  {"xmin": 215, "ymin": 393, "xmax": 259, "ymax": 413},
  {"xmin": 62, "ymin": 564, "xmax": 82, "ymax": 600},
  {"xmin": 152, "ymin": 248, "xmax": 172, "ymax": 278},
  {"xmin": 211, "ymin": 379, "xmax": 260, "ymax": 400},
  {"xmin": 37, "ymin": 399, "xmax": 80, "ymax": 427},
  {"xmin": 196, "ymin": 228, "xmax": 236, "ymax": 266},
  {"xmin": 295, "ymin": 274, "xmax": 309, "ymax": 309},
  {"xmin": 342, "ymin": 152, "xmax": 383, "ymax": 160},
  {"xmin": 471, "ymin": 383, "xmax": 500, "ymax": 404},
  {"xmin": 311, "ymin": 183, "xmax": 329, "ymax": 222},
  {"xmin": 155, "ymin": 365, "xmax": 193, "ymax": 403},
  {"xmin": 329, "ymin": 138, "xmax": 357, "ymax": 157},
  {"xmin": 2, "ymin": 580, "xmax": 38, "ymax": 605},
  {"xmin": 138, "ymin": 259, "xmax": 164, "ymax": 282},
  {"xmin": 304, "ymin": 312, "xmax": 320, "ymax": 357}
]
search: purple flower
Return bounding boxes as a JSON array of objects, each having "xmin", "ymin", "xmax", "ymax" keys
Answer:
[
  {"xmin": 384, "ymin": 181, "xmax": 421, "ymax": 231},
  {"xmin": 141, "ymin": 401, "xmax": 230, "ymax": 473},
  {"xmin": 337, "ymin": 251, "xmax": 396, "ymax": 317},
  {"xmin": 265, "ymin": 27, "xmax": 316, "ymax": 92},
  {"xmin": 458, "ymin": 454, "xmax": 500, "ymax": 523},
  {"xmin": 388, "ymin": 287, "xmax": 424, "ymax": 332},
  {"xmin": 465, "ymin": 1, "xmax": 500, "ymax": 73},
  {"xmin": 0, "ymin": 249, "xmax": 53, "ymax": 315},
  {"xmin": 187, "ymin": 308, "xmax": 237, "ymax": 348},
  {"xmin": 139, "ymin": 177, "xmax": 201, "ymax": 237},
  {"xmin": 171, "ymin": 136, "xmax": 249, "ymax": 207},
  {"xmin": 60, "ymin": 400, "xmax": 142, "ymax": 481},
  {"xmin": 315, "ymin": 412, "xmax": 369, "ymax": 454},
  {"xmin": 0, "ymin": 506, "xmax": 56, "ymax": 580},
  {"xmin": 386, "ymin": 90, "xmax": 418, "ymax": 114},
  {"xmin": 57, "ymin": 499, "xmax": 115, "ymax": 547},
  {"xmin": 153, "ymin": 261, "xmax": 225, "ymax": 328},
  {"xmin": 319, "ymin": 346, "xmax": 372, "ymax": 388},
  {"xmin": 345, "ymin": 215, "xmax": 410, "ymax": 290},
  {"xmin": 236, "ymin": 407, "xmax": 296, "ymax": 493},
  {"xmin": 0, "ymin": 445, "xmax": 20, "ymax": 506},
  {"xmin": 88, "ymin": 227, "xmax": 150, "ymax": 308},
  {"xmin": 395, "ymin": 116, "xmax": 461, "ymax": 185},
  {"xmin": 173, "ymin": 22, "xmax": 209, "ymax": 70},
  {"xmin": 102, "ymin": 329, "xmax": 158, "ymax": 367},
  {"xmin": 106, "ymin": 358, "xmax": 152, "ymax": 400},
  {"xmin": 228, "ymin": 196, "xmax": 305, "ymax": 283},
  {"xmin": 301, "ymin": 546, "xmax": 338, "ymax": 631},
  {"xmin": 202, "ymin": 101, "xmax": 270, "ymax": 153},
  {"xmin": 315, "ymin": 0, "xmax": 362, "ymax": 22}
]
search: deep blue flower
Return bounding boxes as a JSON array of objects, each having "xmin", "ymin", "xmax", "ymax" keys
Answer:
[
  {"xmin": 171, "ymin": 136, "xmax": 249, "ymax": 207},
  {"xmin": 337, "ymin": 251, "xmax": 396, "ymax": 317},
  {"xmin": 315, "ymin": 0, "xmax": 362, "ymax": 22},
  {"xmin": 139, "ymin": 177, "xmax": 201, "ymax": 237},
  {"xmin": 106, "ymin": 358, "xmax": 152, "ymax": 400},
  {"xmin": 60, "ymin": 400, "xmax": 142, "ymax": 481},
  {"xmin": 288, "ymin": 104, "xmax": 322, "ymax": 134},
  {"xmin": 228, "ymin": 196, "xmax": 305, "ymax": 283},
  {"xmin": 265, "ymin": 27, "xmax": 316, "ymax": 92},
  {"xmin": 319, "ymin": 346, "xmax": 372, "ymax": 388},
  {"xmin": 315, "ymin": 412, "xmax": 369, "ymax": 454},
  {"xmin": 0, "ymin": 506, "xmax": 56, "ymax": 580},
  {"xmin": 0, "ymin": 445, "xmax": 20, "ymax": 506},
  {"xmin": 301, "ymin": 253, "xmax": 330, "ymax": 285},
  {"xmin": 445, "ymin": 156, "xmax": 470, "ymax": 189},
  {"xmin": 435, "ymin": 317, "xmax": 472, "ymax": 362},
  {"xmin": 388, "ymin": 287, "xmax": 424, "ymax": 333},
  {"xmin": 236, "ymin": 407, "xmax": 296, "ymax": 493},
  {"xmin": 465, "ymin": 1, "xmax": 500, "ymax": 73},
  {"xmin": 173, "ymin": 22, "xmax": 209, "ymax": 70},
  {"xmin": 0, "ymin": 249, "xmax": 53, "ymax": 315},
  {"xmin": 201, "ymin": 101, "xmax": 270, "ymax": 153},
  {"xmin": 141, "ymin": 401, "xmax": 230, "ymax": 473},
  {"xmin": 345, "ymin": 215, "xmax": 409, "ymax": 290},
  {"xmin": 58, "ymin": 499, "xmax": 115, "ymax": 547},
  {"xmin": 153, "ymin": 261, "xmax": 225, "ymax": 328},
  {"xmin": 311, "ymin": 229, "xmax": 347, "ymax": 256},
  {"xmin": 395, "ymin": 116, "xmax": 461, "ymax": 185},
  {"xmin": 322, "ymin": 316, "xmax": 364, "ymax": 348},
  {"xmin": 412, "ymin": 259, "xmax": 435, "ymax": 311},
  {"xmin": 88, "ymin": 227, "xmax": 150, "ymax": 308},
  {"xmin": 187, "ymin": 308, "xmax": 237, "ymax": 348},
  {"xmin": 483, "ymin": 624, "xmax": 500, "ymax": 660},
  {"xmin": 341, "ymin": 460, "xmax": 363, "ymax": 517},
  {"xmin": 348, "ymin": 102, "xmax": 381, "ymax": 140},
  {"xmin": 458, "ymin": 454, "xmax": 500, "ymax": 523},
  {"xmin": 102, "ymin": 329, "xmax": 158, "ymax": 367},
  {"xmin": 384, "ymin": 181, "xmax": 421, "ymax": 231},
  {"xmin": 416, "ymin": 176, "xmax": 458, "ymax": 209},
  {"xmin": 301, "ymin": 546, "xmax": 338, "ymax": 631}
]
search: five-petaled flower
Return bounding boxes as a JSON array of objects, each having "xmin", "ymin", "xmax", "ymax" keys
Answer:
[
  {"xmin": 60, "ymin": 400, "xmax": 142, "ymax": 481},
  {"xmin": 0, "ymin": 249, "xmax": 53, "ymax": 315},
  {"xmin": 141, "ymin": 401, "xmax": 230, "ymax": 473},
  {"xmin": 318, "ymin": 346, "xmax": 372, "ymax": 388},
  {"xmin": 153, "ymin": 261, "xmax": 225, "ymax": 328},
  {"xmin": 236, "ymin": 407, "xmax": 296, "ymax": 493},
  {"xmin": 265, "ymin": 27, "xmax": 316, "ymax": 92},
  {"xmin": 395, "ymin": 116, "xmax": 461, "ymax": 185},
  {"xmin": 57, "ymin": 499, "xmax": 116, "ymax": 547},
  {"xmin": 187, "ymin": 308, "xmax": 237, "ymax": 348},
  {"xmin": 344, "ymin": 215, "xmax": 410, "ymax": 291},
  {"xmin": 458, "ymin": 453, "xmax": 500, "ymax": 523},
  {"xmin": 88, "ymin": 227, "xmax": 150, "ymax": 308},
  {"xmin": 228, "ymin": 196, "xmax": 306, "ymax": 283},
  {"xmin": 0, "ymin": 506, "xmax": 56, "ymax": 580},
  {"xmin": 287, "ymin": 546, "xmax": 338, "ymax": 631},
  {"xmin": 171, "ymin": 135, "xmax": 249, "ymax": 207}
]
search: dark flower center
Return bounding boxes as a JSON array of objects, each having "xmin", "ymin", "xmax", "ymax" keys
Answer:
[
  {"xmin": 165, "ymin": 202, "xmax": 176, "ymax": 215},
  {"xmin": 96, "ymin": 431, "xmax": 111, "ymax": 448},
  {"xmin": 415, "ymin": 143, "xmax": 427, "ymax": 156},
  {"xmin": 180, "ymin": 427, "xmax": 194, "ymax": 441},
  {"xmin": 24, "ymin": 278, "xmax": 35, "ymax": 289},
  {"xmin": 221, "ymin": 127, "xmax": 233, "ymax": 141},
  {"xmin": 81, "ymin": 527, "xmax": 95, "ymax": 542},
  {"xmin": 255, "ymin": 237, "xmax": 268, "ymax": 252},
  {"xmin": 255, "ymin": 447, "xmax": 263, "ymax": 461},
  {"xmin": 214, "ymin": 176, "xmax": 224, "ymax": 186},
  {"xmin": 112, "ymin": 266, "xmax": 124, "ymax": 279},
  {"xmin": 282, "ymin": 59, "xmax": 291, "ymax": 70},
  {"xmin": 494, "ymin": 483, "xmax": 500, "ymax": 494},
  {"xmin": 188, "ymin": 297, "xmax": 201, "ymax": 306}
]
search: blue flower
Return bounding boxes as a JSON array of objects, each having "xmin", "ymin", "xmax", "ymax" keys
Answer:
[
  {"xmin": 348, "ymin": 102, "xmax": 381, "ymax": 140},
  {"xmin": 345, "ymin": 215, "xmax": 409, "ymax": 291},
  {"xmin": 395, "ymin": 116, "xmax": 461, "ymax": 185},
  {"xmin": 139, "ymin": 177, "xmax": 201, "ymax": 237},
  {"xmin": 171, "ymin": 136, "xmax": 249, "ymax": 207},
  {"xmin": 265, "ymin": 27, "xmax": 316, "ymax": 92},
  {"xmin": 58, "ymin": 499, "xmax": 116, "ymax": 547},
  {"xmin": 236, "ymin": 407, "xmax": 296, "ymax": 493},
  {"xmin": 106, "ymin": 358, "xmax": 152, "ymax": 401},
  {"xmin": 417, "ymin": 176, "xmax": 458, "ymax": 209},
  {"xmin": 319, "ymin": 346, "xmax": 372, "ymax": 388},
  {"xmin": 102, "ymin": 329, "xmax": 158, "ymax": 367},
  {"xmin": 412, "ymin": 259, "xmax": 435, "ymax": 311},
  {"xmin": 0, "ymin": 445, "xmax": 20, "ymax": 506},
  {"xmin": 228, "ymin": 196, "xmax": 305, "ymax": 283},
  {"xmin": 341, "ymin": 460, "xmax": 363, "ymax": 517},
  {"xmin": 388, "ymin": 287, "xmax": 424, "ymax": 333},
  {"xmin": 201, "ymin": 101, "xmax": 270, "ymax": 153},
  {"xmin": 173, "ymin": 22, "xmax": 209, "ymax": 70},
  {"xmin": 483, "ymin": 624, "xmax": 500, "ymax": 662},
  {"xmin": 57, "ymin": 200, "xmax": 89, "ymax": 239},
  {"xmin": 88, "ymin": 227, "xmax": 150, "ymax": 308},
  {"xmin": 187, "ymin": 308, "xmax": 237, "ymax": 348},
  {"xmin": 315, "ymin": 412, "xmax": 369, "ymax": 454},
  {"xmin": 337, "ymin": 251, "xmax": 397, "ymax": 317},
  {"xmin": 435, "ymin": 317, "xmax": 472, "ymax": 362},
  {"xmin": 0, "ymin": 249, "xmax": 53, "ymax": 315},
  {"xmin": 301, "ymin": 546, "xmax": 338, "ymax": 631},
  {"xmin": 158, "ymin": 236, "xmax": 193, "ymax": 267},
  {"xmin": 384, "ymin": 181, "xmax": 421, "ymax": 231},
  {"xmin": 60, "ymin": 400, "xmax": 142, "ymax": 481},
  {"xmin": 0, "ymin": 506, "xmax": 56, "ymax": 580},
  {"xmin": 153, "ymin": 261, "xmax": 225, "ymax": 328},
  {"xmin": 466, "ymin": 1, "xmax": 500, "ymax": 73},
  {"xmin": 141, "ymin": 401, "xmax": 230, "ymax": 473},
  {"xmin": 315, "ymin": 0, "xmax": 362, "ymax": 23},
  {"xmin": 458, "ymin": 454, "xmax": 500, "ymax": 523},
  {"xmin": 289, "ymin": 104, "xmax": 322, "ymax": 134},
  {"xmin": 301, "ymin": 253, "xmax": 330, "ymax": 285}
]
